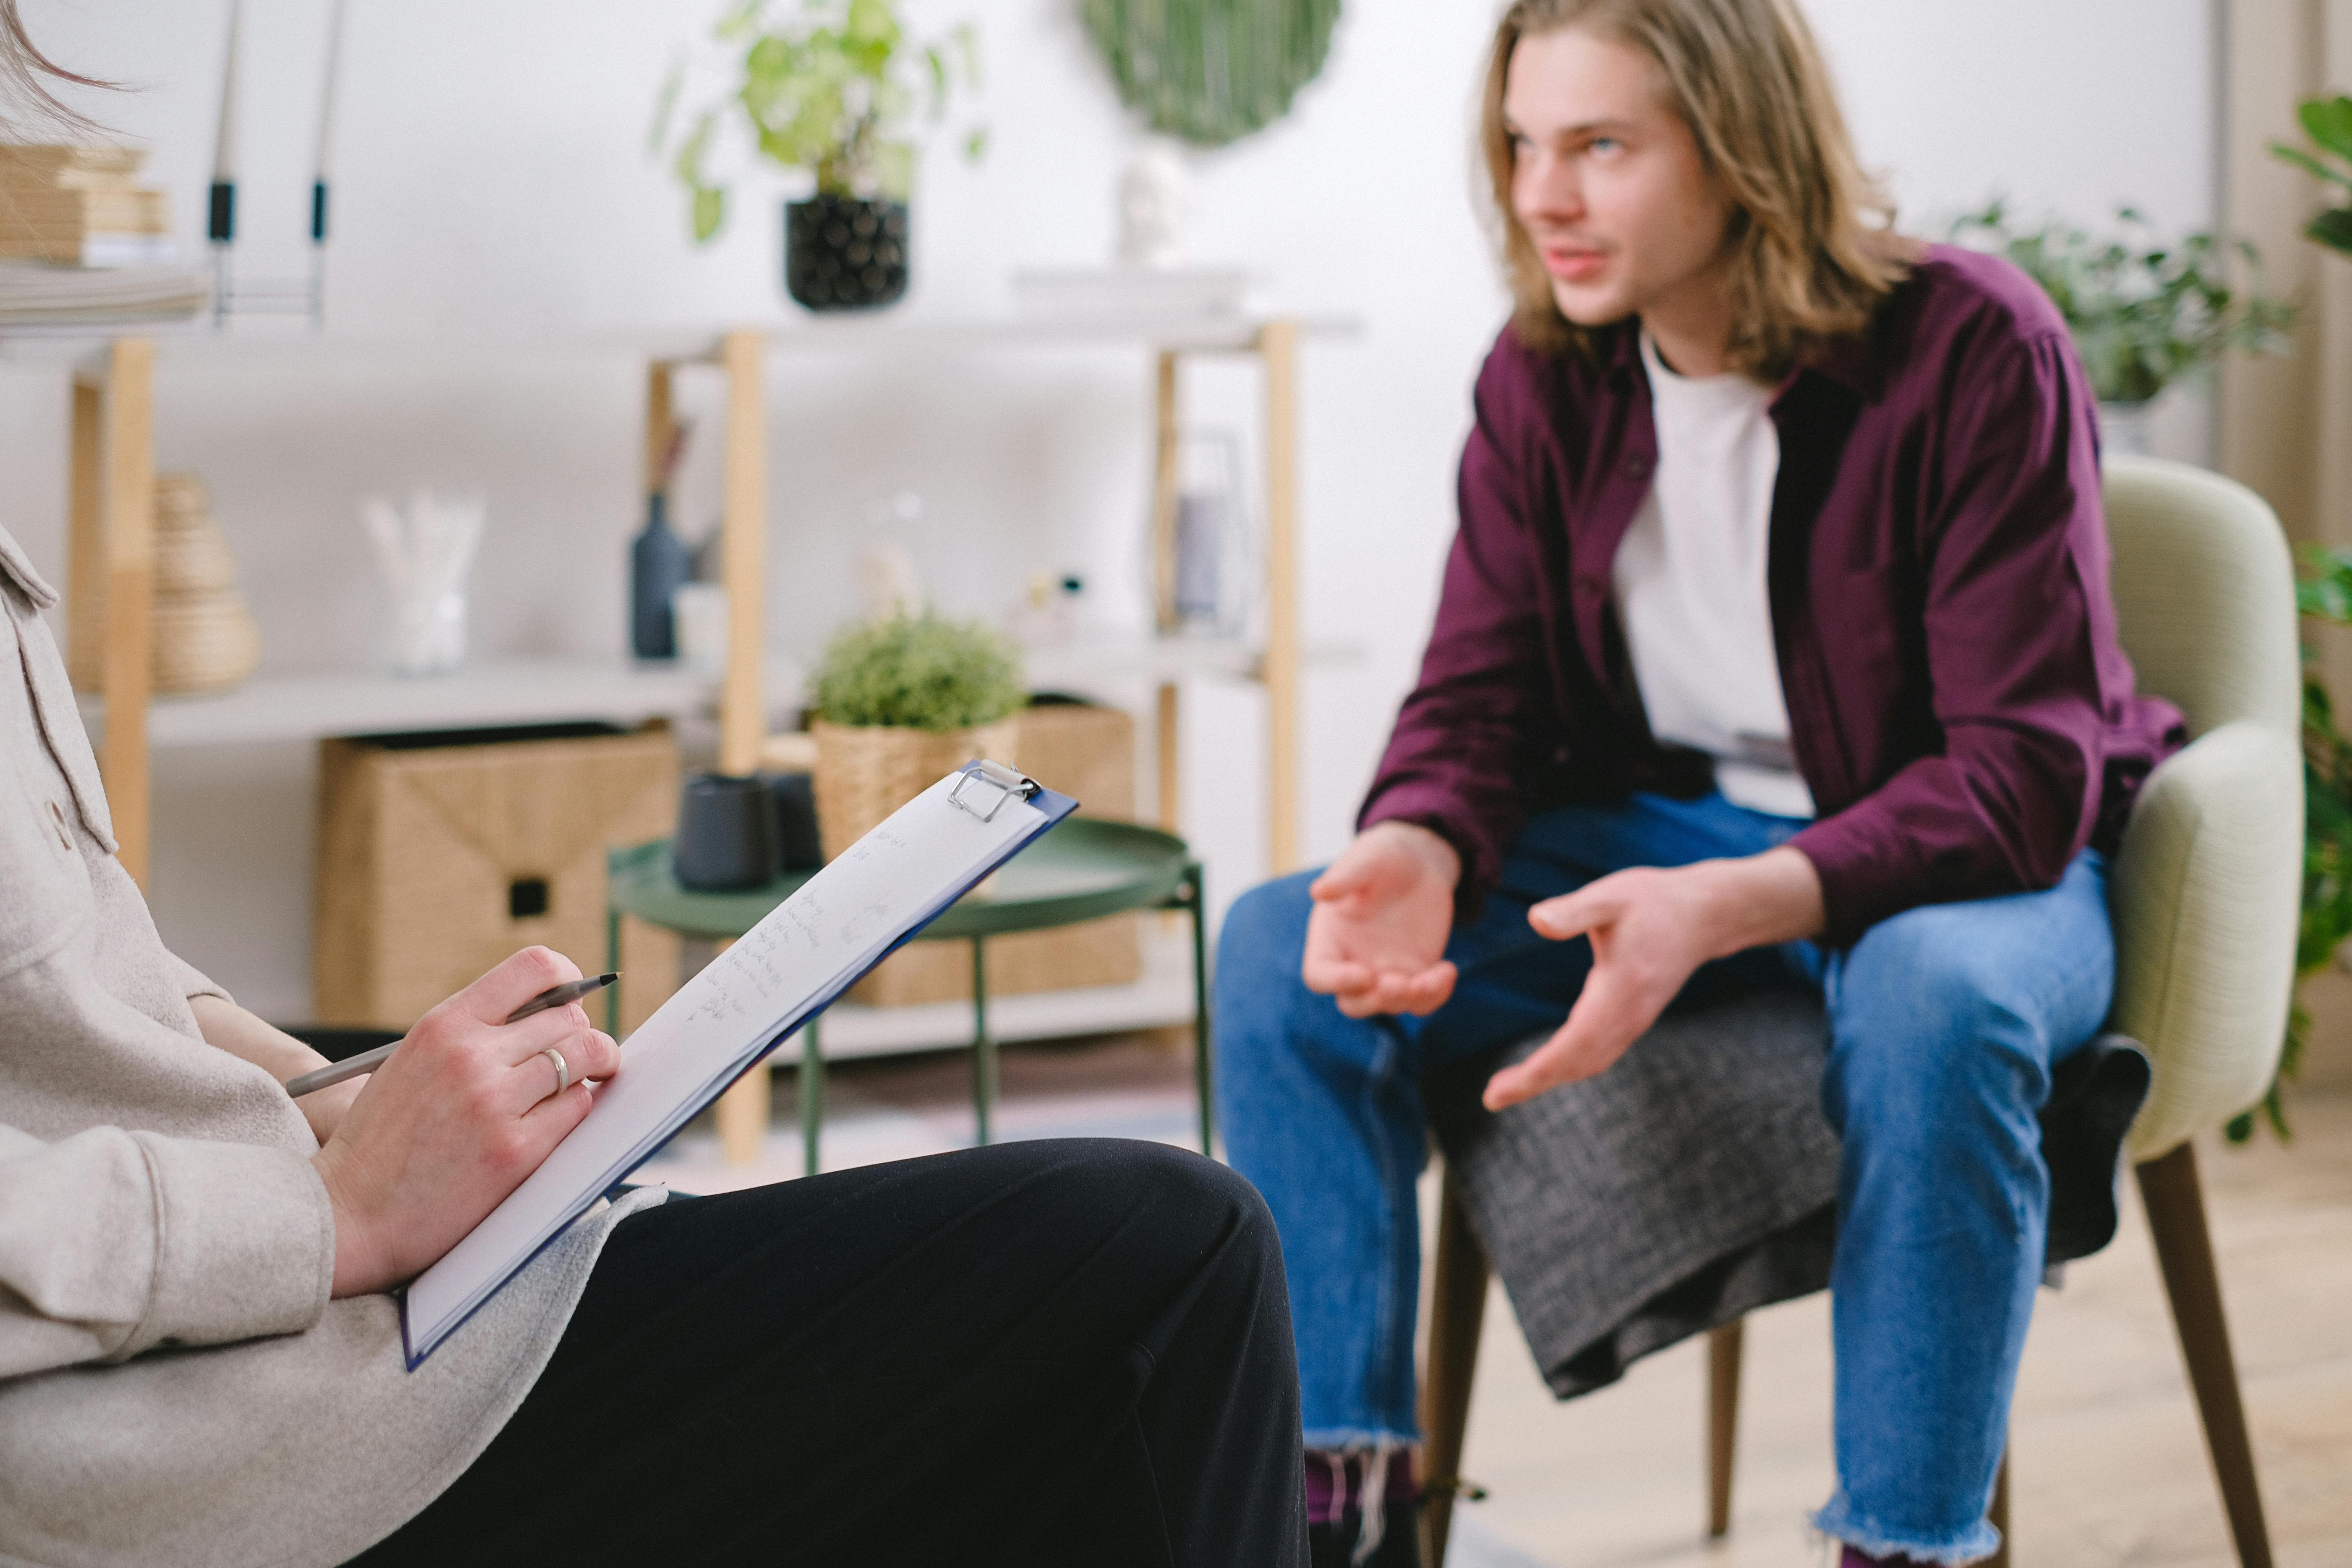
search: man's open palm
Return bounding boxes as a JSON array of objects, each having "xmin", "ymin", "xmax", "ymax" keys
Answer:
[{"xmin": 1302, "ymin": 824, "xmax": 1460, "ymax": 1019}]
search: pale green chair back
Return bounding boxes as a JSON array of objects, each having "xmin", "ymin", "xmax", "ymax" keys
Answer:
[{"xmin": 2101, "ymin": 456, "xmax": 2303, "ymax": 1159}]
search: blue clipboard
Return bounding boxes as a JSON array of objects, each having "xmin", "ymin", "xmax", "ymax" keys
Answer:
[{"xmin": 398, "ymin": 762, "xmax": 1078, "ymax": 1368}]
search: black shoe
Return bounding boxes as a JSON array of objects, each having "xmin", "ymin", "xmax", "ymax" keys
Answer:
[{"xmin": 1307, "ymin": 1502, "xmax": 1422, "ymax": 1568}]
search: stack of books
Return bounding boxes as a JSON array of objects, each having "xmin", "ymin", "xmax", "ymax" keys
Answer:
[
  {"xmin": 0, "ymin": 143, "xmax": 175, "ymax": 266},
  {"xmin": 0, "ymin": 143, "xmax": 204, "ymax": 328}
]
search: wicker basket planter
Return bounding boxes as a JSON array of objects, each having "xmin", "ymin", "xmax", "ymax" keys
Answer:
[
  {"xmin": 810, "ymin": 716, "xmax": 1019, "ymax": 861},
  {"xmin": 813, "ymin": 702, "xmax": 1143, "ymax": 1008}
]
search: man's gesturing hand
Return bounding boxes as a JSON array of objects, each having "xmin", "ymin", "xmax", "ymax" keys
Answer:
[
  {"xmin": 1302, "ymin": 821, "xmax": 1462, "ymax": 1019},
  {"xmin": 309, "ymin": 946, "xmax": 623, "ymax": 1298},
  {"xmin": 1482, "ymin": 846, "xmax": 1825, "ymax": 1111}
]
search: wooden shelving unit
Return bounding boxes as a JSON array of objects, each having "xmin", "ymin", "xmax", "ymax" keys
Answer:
[{"xmin": 8, "ymin": 312, "xmax": 1357, "ymax": 986}]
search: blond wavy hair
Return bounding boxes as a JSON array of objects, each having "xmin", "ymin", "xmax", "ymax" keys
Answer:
[{"xmin": 1480, "ymin": 0, "xmax": 1915, "ymax": 376}]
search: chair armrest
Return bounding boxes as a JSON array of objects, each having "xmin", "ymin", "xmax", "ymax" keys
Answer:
[{"xmin": 2110, "ymin": 720, "xmax": 2302, "ymax": 1161}]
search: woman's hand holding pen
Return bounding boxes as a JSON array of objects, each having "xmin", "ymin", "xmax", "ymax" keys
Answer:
[{"xmin": 308, "ymin": 947, "xmax": 621, "ymax": 1299}]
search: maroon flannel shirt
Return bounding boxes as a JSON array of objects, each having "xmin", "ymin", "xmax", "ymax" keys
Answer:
[{"xmin": 1360, "ymin": 245, "xmax": 2186, "ymax": 947}]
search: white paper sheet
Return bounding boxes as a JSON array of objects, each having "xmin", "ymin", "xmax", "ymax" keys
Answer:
[{"xmin": 401, "ymin": 768, "xmax": 1063, "ymax": 1366}]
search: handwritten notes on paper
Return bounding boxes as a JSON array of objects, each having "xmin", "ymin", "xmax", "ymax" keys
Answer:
[{"xmin": 401, "ymin": 769, "xmax": 1058, "ymax": 1366}]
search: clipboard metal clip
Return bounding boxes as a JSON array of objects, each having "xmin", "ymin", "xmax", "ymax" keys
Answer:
[{"xmin": 948, "ymin": 760, "xmax": 1041, "ymax": 823}]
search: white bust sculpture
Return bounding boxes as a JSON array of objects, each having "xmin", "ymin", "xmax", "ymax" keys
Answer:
[{"xmin": 1117, "ymin": 142, "xmax": 1192, "ymax": 269}]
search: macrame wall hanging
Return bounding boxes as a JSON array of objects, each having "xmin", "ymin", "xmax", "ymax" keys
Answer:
[{"xmin": 1081, "ymin": 0, "xmax": 1343, "ymax": 147}]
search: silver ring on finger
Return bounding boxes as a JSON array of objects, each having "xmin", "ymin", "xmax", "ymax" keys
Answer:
[{"xmin": 540, "ymin": 1046, "xmax": 570, "ymax": 1102}]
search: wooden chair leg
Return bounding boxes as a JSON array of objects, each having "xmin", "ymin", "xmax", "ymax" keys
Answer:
[
  {"xmin": 1986, "ymin": 1449, "xmax": 2010, "ymax": 1568},
  {"xmin": 1420, "ymin": 1166, "xmax": 1491, "ymax": 1568},
  {"xmin": 2136, "ymin": 1142, "xmax": 2274, "ymax": 1568},
  {"xmin": 1706, "ymin": 1319, "xmax": 1743, "ymax": 1536}
]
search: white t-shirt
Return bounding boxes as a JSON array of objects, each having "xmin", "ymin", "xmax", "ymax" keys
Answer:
[{"xmin": 1611, "ymin": 332, "xmax": 1816, "ymax": 820}]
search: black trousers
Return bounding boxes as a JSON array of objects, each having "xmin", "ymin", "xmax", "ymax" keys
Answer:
[{"xmin": 353, "ymin": 1139, "xmax": 1307, "ymax": 1567}]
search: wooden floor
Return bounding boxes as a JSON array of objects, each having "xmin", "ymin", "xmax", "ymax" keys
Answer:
[{"xmin": 1439, "ymin": 1086, "xmax": 2352, "ymax": 1567}]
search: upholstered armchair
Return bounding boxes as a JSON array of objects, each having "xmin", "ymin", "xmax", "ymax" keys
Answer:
[{"xmin": 1419, "ymin": 455, "xmax": 2303, "ymax": 1568}]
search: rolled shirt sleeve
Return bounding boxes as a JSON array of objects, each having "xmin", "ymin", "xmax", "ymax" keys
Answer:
[{"xmin": 1360, "ymin": 351, "xmax": 1568, "ymax": 920}]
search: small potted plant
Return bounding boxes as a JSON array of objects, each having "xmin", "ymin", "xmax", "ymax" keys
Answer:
[
  {"xmin": 1948, "ymin": 200, "xmax": 2295, "ymax": 454},
  {"xmin": 657, "ymin": 0, "xmax": 983, "ymax": 311},
  {"xmin": 808, "ymin": 611, "xmax": 1025, "ymax": 860}
]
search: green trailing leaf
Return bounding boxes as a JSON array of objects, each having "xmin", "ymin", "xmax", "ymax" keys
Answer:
[
  {"xmin": 1947, "ymin": 201, "xmax": 2295, "ymax": 404},
  {"xmin": 2312, "ymin": 206, "xmax": 2352, "ymax": 256},
  {"xmin": 813, "ymin": 613, "xmax": 1026, "ymax": 732},
  {"xmin": 2274, "ymin": 95, "xmax": 2352, "ymax": 259},
  {"xmin": 924, "ymin": 44, "xmax": 948, "ymax": 119},
  {"xmin": 692, "ymin": 185, "xmax": 725, "ymax": 242},
  {"xmin": 2270, "ymin": 144, "xmax": 2352, "ymax": 192},
  {"xmin": 653, "ymin": 0, "xmax": 988, "ymax": 237},
  {"xmin": 649, "ymin": 58, "xmax": 685, "ymax": 156},
  {"xmin": 1081, "ymin": 0, "xmax": 1342, "ymax": 148},
  {"xmin": 2302, "ymin": 93, "xmax": 2352, "ymax": 160}
]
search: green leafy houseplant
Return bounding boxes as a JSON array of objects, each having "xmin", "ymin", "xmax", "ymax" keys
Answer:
[
  {"xmin": 1948, "ymin": 201, "xmax": 2294, "ymax": 405},
  {"xmin": 2245, "ymin": 95, "xmax": 2352, "ymax": 1142},
  {"xmin": 2258, "ymin": 547, "xmax": 2352, "ymax": 1142},
  {"xmin": 657, "ymin": 0, "xmax": 982, "ymax": 244},
  {"xmin": 813, "ymin": 612, "xmax": 1024, "ymax": 732},
  {"xmin": 2270, "ymin": 93, "xmax": 2352, "ymax": 257}
]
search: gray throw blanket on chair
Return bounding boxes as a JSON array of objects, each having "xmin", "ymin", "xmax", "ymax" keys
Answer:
[{"xmin": 1423, "ymin": 990, "xmax": 2151, "ymax": 1401}]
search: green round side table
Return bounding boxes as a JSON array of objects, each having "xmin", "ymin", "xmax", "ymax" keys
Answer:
[{"xmin": 607, "ymin": 818, "xmax": 1212, "ymax": 1176}]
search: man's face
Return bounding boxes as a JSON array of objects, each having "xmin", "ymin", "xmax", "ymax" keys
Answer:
[{"xmin": 1504, "ymin": 28, "xmax": 1740, "ymax": 331}]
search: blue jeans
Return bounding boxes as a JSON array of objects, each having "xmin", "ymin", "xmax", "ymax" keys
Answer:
[{"xmin": 1214, "ymin": 793, "xmax": 2114, "ymax": 1564}]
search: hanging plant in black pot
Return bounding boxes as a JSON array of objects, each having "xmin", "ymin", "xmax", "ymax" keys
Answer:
[
  {"xmin": 657, "ymin": 0, "xmax": 985, "ymax": 312},
  {"xmin": 785, "ymin": 195, "xmax": 909, "ymax": 311}
]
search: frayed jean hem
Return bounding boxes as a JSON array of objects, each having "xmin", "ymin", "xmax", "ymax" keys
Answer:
[
  {"xmin": 1302, "ymin": 1425, "xmax": 1418, "ymax": 1451},
  {"xmin": 1812, "ymin": 1493, "xmax": 2002, "ymax": 1566}
]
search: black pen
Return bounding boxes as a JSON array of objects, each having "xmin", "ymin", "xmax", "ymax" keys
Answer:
[{"xmin": 282, "ymin": 973, "xmax": 618, "ymax": 1098}]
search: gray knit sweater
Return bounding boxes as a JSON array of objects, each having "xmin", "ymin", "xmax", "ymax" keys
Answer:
[{"xmin": 0, "ymin": 525, "xmax": 658, "ymax": 1566}]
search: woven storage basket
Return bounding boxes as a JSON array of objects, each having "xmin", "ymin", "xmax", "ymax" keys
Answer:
[
  {"xmin": 314, "ymin": 723, "xmax": 680, "ymax": 1032},
  {"xmin": 824, "ymin": 701, "xmax": 1144, "ymax": 1008}
]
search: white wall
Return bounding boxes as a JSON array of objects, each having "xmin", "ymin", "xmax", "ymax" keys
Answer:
[{"xmin": 3, "ymin": 0, "xmax": 2214, "ymax": 1019}]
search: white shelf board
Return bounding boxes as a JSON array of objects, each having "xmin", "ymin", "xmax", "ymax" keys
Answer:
[
  {"xmin": 805, "ymin": 923, "xmax": 1199, "ymax": 1061},
  {"xmin": 77, "ymin": 655, "xmax": 803, "ymax": 749},
  {"xmin": 1021, "ymin": 632, "xmax": 1365, "ymax": 689},
  {"xmin": 0, "ymin": 312, "xmax": 1362, "ymax": 374}
]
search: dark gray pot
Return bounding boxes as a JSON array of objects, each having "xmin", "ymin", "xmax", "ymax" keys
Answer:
[{"xmin": 784, "ymin": 196, "xmax": 909, "ymax": 311}]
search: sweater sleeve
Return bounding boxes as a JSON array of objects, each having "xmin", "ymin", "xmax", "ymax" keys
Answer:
[
  {"xmin": 0, "ymin": 1121, "xmax": 335, "ymax": 1378},
  {"xmin": 1788, "ymin": 328, "xmax": 2121, "ymax": 944},
  {"xmin": 1359, "ymin": 345, "xmax": 1564, "ymax": 920},
  {"xmin": 161, "ymin": 949, "xmax": 233, "ymax": 1006}
]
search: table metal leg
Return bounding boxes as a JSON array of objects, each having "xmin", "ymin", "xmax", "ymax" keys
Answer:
[
  {"xmin": 971, "ymin": 937, "xmax": 996, "ymax": 1147},
  {"xmin": 801, "ymin": 1018, "xmax": 824, "ymax": 1178},
  {"xmin": 1186, "ymin": 864, "xmax": 1214, "ymax": 1158},
  {"xmin": 605, "ymin": 905, "xmax": 622, "ymax": 1036}
]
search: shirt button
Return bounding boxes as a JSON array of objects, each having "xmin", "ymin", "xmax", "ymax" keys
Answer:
[
  {"xmin": 45, "ymin": 799, "xmax": 73, "ymax": 852},
  {"xmin": 1622, "ymin": 456, "xmax": 1652, "ymax": 479}
]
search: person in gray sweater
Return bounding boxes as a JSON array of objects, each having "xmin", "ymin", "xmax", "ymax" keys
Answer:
[{"xmin": 0, "ymin": 23, "xmax": 1305, "ymax": 1565}]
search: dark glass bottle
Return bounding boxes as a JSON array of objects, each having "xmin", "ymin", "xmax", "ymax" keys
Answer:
[{"xmin": 630, "ymin": 492, "xmax": 692, "ymax": 659}]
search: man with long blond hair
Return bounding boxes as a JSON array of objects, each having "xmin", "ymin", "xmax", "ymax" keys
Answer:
[{"xmin": 1215, "ymin": 1, "xmax": 2183, "ymax": 1563}]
